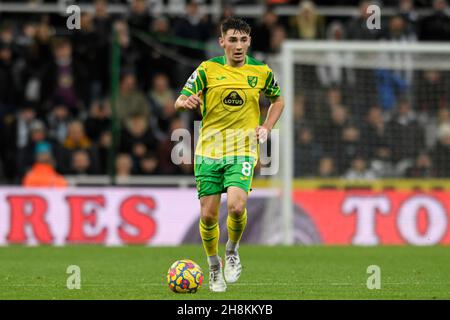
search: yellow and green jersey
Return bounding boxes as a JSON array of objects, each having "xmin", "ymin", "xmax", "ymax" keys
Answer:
[{"xmin": 181, "ymin": 55, "xmax": 281, "ymax": 160}]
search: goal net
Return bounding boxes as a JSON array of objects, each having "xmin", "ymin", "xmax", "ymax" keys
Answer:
[{"xmin": 274, "ymin": 41, "xmax": 450, "ymax": 243}]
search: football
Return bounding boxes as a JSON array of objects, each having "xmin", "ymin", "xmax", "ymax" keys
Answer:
[{"xmin": 167, "ymin": 259, "xmax": 204, "ymax": 293}]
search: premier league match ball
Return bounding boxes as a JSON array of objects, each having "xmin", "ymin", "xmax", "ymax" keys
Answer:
[{"xmin": 167, "ymin": 259, "xmax": 204, "ymax": 293}]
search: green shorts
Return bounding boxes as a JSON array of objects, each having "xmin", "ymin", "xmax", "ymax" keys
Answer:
[{"xmin": 194, "ymin": 155, "xmax": 256, "ymax": 199}]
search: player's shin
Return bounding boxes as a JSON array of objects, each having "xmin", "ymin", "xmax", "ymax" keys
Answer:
[
  {"xmin": 199, "ymin": 219, "xmax": 220, "ymax": 266},
  {"xmin": 226, "ymin": 208, "xmax": 247, "ymax": 254}
]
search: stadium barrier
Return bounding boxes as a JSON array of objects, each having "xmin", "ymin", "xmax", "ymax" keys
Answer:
[{"xmin": 0, "ymin": 185, "xmax": 449, "ymax": 246}]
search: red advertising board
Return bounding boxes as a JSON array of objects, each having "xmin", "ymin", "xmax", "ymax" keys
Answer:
[
  {"xmin": 0, "ymin": 188, "xmax": 449, "ymax": 245},
  {"xmin": 294, "ymin": 190, "xmax": 450, "ymax": 245}
]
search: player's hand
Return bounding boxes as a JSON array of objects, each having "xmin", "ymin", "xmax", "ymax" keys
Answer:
[
  {"xmin": 255, "ymin": 125, "xmax": 270, "ymax": 144},
  {"xmin": 183, "ymin": 91, "xmax": 202, "ymax": 109}
]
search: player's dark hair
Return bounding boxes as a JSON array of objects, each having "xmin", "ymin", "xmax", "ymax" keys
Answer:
[{"xmin": 220, "ymin": 17, "xmax": 251, "ymax": 36}]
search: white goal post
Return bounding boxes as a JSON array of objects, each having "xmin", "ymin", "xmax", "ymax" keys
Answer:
[{"xmin": 279, "ymin": 41, "xmax": 450, "ymax": 245}]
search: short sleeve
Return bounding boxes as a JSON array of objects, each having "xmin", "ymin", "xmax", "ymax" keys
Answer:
[
  {"xmin": 262, "ymin": 68, "xmax": 281, "ymax": 99},
  {"xmin": 180, "ymin": 62, "xmax": 207, "ymax": 97}
]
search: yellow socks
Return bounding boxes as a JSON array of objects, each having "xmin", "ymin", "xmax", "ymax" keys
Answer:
[
  {"xmin": 199, "ymin": 208, "xmax": 247, "ymax": 264},
  {"xmin": 226, "ymin": 208, "xmax": 247, "ymax": 252},
  {"xmin": 199, "ymin": 219, "xmax": 220, "ymax": 260}
]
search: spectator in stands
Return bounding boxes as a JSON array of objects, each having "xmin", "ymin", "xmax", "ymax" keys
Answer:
[
  {"xmin": 290, "ymin": 0, "xmax": 325, "ymax": 40},
  {"xmin": 362, "ymin": 106, "xmax": 395, "ymax": 177},
  {"xmin": 139, "ymin": 151, "xmax": 161, "ymax": 175},
  {"xmin": 46, "ymin": 102, "xmax": 71, "ymax": 143},
  {"xmin": 127, "ymin": 0, "xmax": 153, "ymax": 33},
  {"xmin": 346, "ymin": 0, "xmax": 380, "ymax": 40},
  {"xmin": 117, "ymin": 72, "xmax": 150, "ymax": 124},
  {"xmin": 68, "ymin": 149, "xmax": 97, "ymax": 175},
  {"xmin": 376, "ymin": 15, "xmax": 416, "ymax": 113},
  {"xmin": 93, "ymin": 0, "xmax": 113, "ymax": 93},
  {"xmin": 382, "ymin": 14, "xmax": 417, "ymax": 42},
  {"xmin": 149, "ymin": 17, "xmax": 176, "ymax": 87},
  {"xmin": 417, "ymin": 71, "xmax": 448, "ymax": 115},
  {"xmin": 362, "ymin": 106, "xmax": 389, "ymax": 159},
  {"xmin": 16, "ymin": 21, "xmax": 38, "ymax": 58},
  {"xmin": 252, "ymin": 8, "xmax": 280, "ymax": 57},
  {"xmin": 63, "ymin": 120, "xmax": 92, "ymax": 150},
  {"xmin": 127, "ymin": 0, "xmax": 155, "ymax": 90},
  {"xmin": 18, "ymin": 119, "xmax": 62, "ymax": 177},
  {"xmin": 431, "ymin": 124, "xmax": 450, "ymax": 177},
  {"xmin": 119, "ymin": 113, "xmax": 158, "ymax": 171},
  {"xmin": 326, "ymin": 87, "xmax": 344, "ymax": 110},
  {"xmin": 1, "ymin": 105, "xmax": 37, "ymax": 183},
  {"xmin": 316, "ymin": 87, "xmax": 346, "ymax": 124},
  {"xmin": 174, "ymin": 0, "xmax": 211, "ymax": 61},
  {"xmin": 94, "ymin": 0, "xmax": 112, "ymax": 38},
  {"xmin": 0, "ymin": 22, "xmax": 14, "ymax": 47},
  {"xmin": 40, "ymin": 38, "xmax": 89, "ymax": 116},
  {"xmin": 23, "ymin": 19, "xmax": 53, "ymax": 106},
  {"xmin": 399, "ymin": 0, "xmax": 419, "ymax": 34},
  {"xmin": 219, "ymin": 4, "xmax": 234, "ymax": 23},
  {"xmin": 370, "ymin": 145, "xmax": 396, "ymax": 178},
  {"xmin": 97, "ymin": 131, "xmax": 112, "ymax": 175},
  {"xmin": 317, "ymin": 157, "xmax": 337, "ymax": 178},
  {"xmin": 114, "ymin": 20, "xmax": 142, "ymax": 83},
  {"xmin": 406, "ymin": 151, "xmax": 436, "ymax": 178},
  {"xmin": 270, "ymin": 24, "xmax": 287, "ymax": 54},
  {"xmin": 293, "ymin": 94, "xmax": 309, "ymax": 132},
  {"xmin": 316, "ymin": 21, "xmax": 356, "ymax": 89},
  {"xmin": 148, "ymin": 73, "xmax": 176, "ymax": 137},
  {"xmin": 34, "ymin": 17, "xmax": 53, "ymax": 60},
  {"xmin": 72, "ymin": 12, "xmax": 106, "ymax": 101},
  {"xmin": 318, "ymin": 104, "xmax": 352, "ymax": 153},
  {"xmin": 22, "ymin": 141, "xmax": 68, "ymax": 187},
  {"xmin": 419, "ymin": 0, "xmax": 450, "ymax": 41},
  {"xmin": 386, "ymin": 100, "xmax": 425, "ymax": 173},
  {"xmin": 0, "ymin": 41, "xmax": 20, "ymax": 118},
  {"xmin": 344, "ymin": 155, "xmax": 377, "ymax": 180},
  {"xmin": 30, "ymin": 18, "xmax": 53, "ymax": 70},
  {"xmin": 335, "ymin": 125, "xmax": 367, "ymax": 174},
  {"xmin": 294, "ymin": 126, "xmax": 323, "ymax": 177},
  {"xmin": 61, "ymin": 119, "xmax": 99, "ymax": 173},
  {"xmin": 173, "ymin": 0, "xmax": 211, "ymax": 82},
  {"xmin": 425, "ymin": 107, "xmax": 450, "ymax": 148},
  {"xmin": 116, "ymin": 153, "xmax": 133, "ymax": 178},
  {"xmin": 84, "ymin": 100, "xmax": 111, "ymax": 142}
]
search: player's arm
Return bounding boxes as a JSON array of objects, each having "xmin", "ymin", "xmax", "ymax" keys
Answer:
[
  {"xmin": 175, "ymin": 92, "xmax": 202, "ymax": 110},
  {"xmin": 256, "ymin": 96, "xmax": 284, "ymax": 143},
  {"xmin": 264, "ymin": 95, "xmax": 284, "ymax": 130},
  {"xmin": 256, "ymin": 69, "xmax": 284, "ymax": 143},
  {"xmin": 175, "ymin": 63, "xmax": 206, "ymax": 111}
]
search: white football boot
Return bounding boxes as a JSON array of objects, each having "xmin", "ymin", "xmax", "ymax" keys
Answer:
[
  {"xmin": 224, "ymin": 252, "xmax": 242, "ymax": 283},
  {"xmin": 209, "ymin": 260, "xmax": 227, "ymax": 292}
]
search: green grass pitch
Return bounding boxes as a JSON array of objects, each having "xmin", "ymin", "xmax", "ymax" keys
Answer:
[{"xmin": 0, "ymin": 245, "xmax": 449, "ymax": 300}]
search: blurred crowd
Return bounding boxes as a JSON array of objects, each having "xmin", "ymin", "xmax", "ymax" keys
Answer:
[
  {"xmin": 0, "ymin": 0, "xmax": 450, "ymax": 185},
  {"xmin": 291, "ymin": 0, "xmax": 450, "ymax": 179}
]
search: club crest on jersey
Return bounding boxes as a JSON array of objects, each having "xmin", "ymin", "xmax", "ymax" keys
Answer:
[{"xmin": 247, "ymin": 76, "xmax": 258, "ymax": 88}]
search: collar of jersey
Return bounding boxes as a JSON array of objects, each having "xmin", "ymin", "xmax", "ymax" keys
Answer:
[{"xmin": 222, "ymin": 55, "xmax": 248, "ymax": 68}]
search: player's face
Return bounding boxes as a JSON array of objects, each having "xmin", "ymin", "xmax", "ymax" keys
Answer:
[{"xmin": 220, "ymin": 29, "xmax": 251, "ymax": 66}]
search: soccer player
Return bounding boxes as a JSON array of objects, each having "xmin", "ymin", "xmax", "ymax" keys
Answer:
[{"xmin": 174, "ymin": 17, "xmax": 284, "ymax": 292}]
